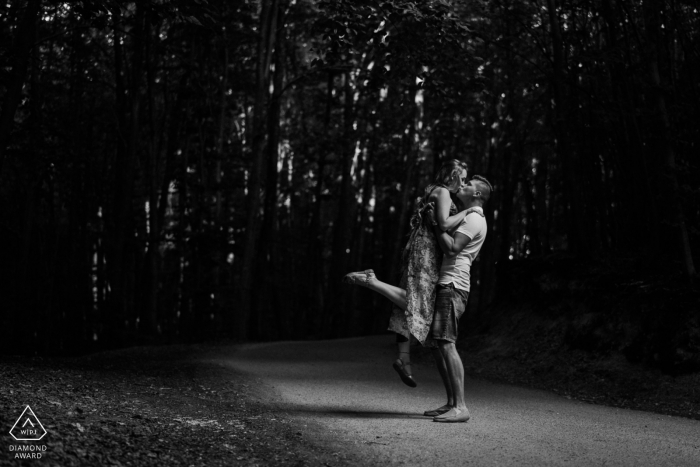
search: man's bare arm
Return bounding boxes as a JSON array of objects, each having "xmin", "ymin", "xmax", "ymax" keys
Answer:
[
  {"xmin": 424, "ymin": 193, "xmax": 468, "ymax": 232},
  {"xmin": 421, "ymin": 204, "xmax": 472, "ymax": 256},
  {"xmin": 434, "ymin": 230, "xmax": 472, "ymax": 257}
]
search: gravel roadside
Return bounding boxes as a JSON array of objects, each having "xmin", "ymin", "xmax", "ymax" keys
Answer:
[{"xmin": 1, "ymin": 344, "xmax": 355, "ymax": 467}]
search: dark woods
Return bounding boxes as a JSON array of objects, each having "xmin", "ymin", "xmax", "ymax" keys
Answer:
[{"xmin": 1, "ymin": 1, "xmax": 698, "ymax": 362}]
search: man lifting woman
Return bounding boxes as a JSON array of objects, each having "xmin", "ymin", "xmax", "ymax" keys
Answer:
[{"xmin": 345, "ymin": 160, "xmax": 492, "ymax": 423}]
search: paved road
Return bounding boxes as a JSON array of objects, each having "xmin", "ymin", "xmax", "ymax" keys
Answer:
[{"xmin": 220, "ymin": 335, "xmax": 700, "ymax": 466}]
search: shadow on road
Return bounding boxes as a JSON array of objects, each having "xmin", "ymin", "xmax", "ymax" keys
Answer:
[{"xmin": 289, "ymin": 408, "xmax": 427, "ymax": 420}]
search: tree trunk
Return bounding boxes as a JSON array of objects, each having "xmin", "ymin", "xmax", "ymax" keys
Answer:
[
  {"xmin": 0, "ymin": 0, "xmax": 42, "ymax": 172},
  {"xmin": 496, "ymin": 146, "xmax": 516, "ymax": 261},
  {"xmin": 350, "ymin": 127, "xmax": 376, "ymax": 335},
  {"xmin": 309, "ymin": 72, "xmax": 333, "ymax": 337},
  {"xmin": 327, "ymin": 72, "xmax": 357, "ymax": 337},
  {"xmin": 545, "ymin": 0, "xmax": 587, "ymax": 255},
  {"xmin": 237, "ymin": 0, "xmax": 279, "ymax": 339},
  {"xmin": 534, "ymin": 151, "xmax": 551, "ymax": 254},
  {"xmin": 157, "ymin": 73, "xmax": 189, "ymax": 234},
  {"xmin": 145, "ymin": 12, "xmax": 160, "ymax": 337},
  {"xmin": 105, "ymin": 5, "xmax": 145, "ymax": 346},
  {"xmin": 644, "ymin": 0, "xmax": 696, "ymax": 276},
  {"xmin": 209, "ymin": 27, "xmax": 230, "ymax": 338},
  {"xmin": 389, "ymin": 84, "xmax": 420, "ymax": 282},
  {"xmin": 260, "ymin": 22, "xmax": 286, "ymax": 339}
]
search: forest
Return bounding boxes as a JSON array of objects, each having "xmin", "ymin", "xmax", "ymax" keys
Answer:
[{"xmin": 1, "ymin": 0, "xmax": 698, "ymax": 369}]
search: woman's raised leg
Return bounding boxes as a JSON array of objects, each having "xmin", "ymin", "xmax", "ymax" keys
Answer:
[
  {"xmin": 344, "ymin": 269, "xmax": 416, "ymax": 387},
  {"xmin": 343, "ymin": 270, "xmax": 407, "ymax": 310}
]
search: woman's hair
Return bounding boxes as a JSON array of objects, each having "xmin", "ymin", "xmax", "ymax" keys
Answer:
[{"xmin": 434, "ymin": 159, "xmax": 468, "ymax": 193}]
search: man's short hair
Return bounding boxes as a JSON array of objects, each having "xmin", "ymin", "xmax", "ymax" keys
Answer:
[{"xmin": 471, "ymin": 175, "xmax": 493, "ymax": 202}]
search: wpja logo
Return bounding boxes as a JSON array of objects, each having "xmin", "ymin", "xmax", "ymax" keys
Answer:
[{"xmin": 8, "ymin": 406, "xmax": 48, "ymax": 460}]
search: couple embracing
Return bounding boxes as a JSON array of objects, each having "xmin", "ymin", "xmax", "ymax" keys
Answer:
[{"xmin": 344, "ymin": 160, "xmax": 492, "ymax": 423}]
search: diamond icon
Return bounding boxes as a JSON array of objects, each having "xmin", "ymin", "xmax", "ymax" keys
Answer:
[{"xmin": 9, "ymin": 406, "xmax": 47, "ymax": 441}]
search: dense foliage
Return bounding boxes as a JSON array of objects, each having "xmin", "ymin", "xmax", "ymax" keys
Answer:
[{"xmin": 0, "ymin": 0, "xmax": 697, "ymax": 357}]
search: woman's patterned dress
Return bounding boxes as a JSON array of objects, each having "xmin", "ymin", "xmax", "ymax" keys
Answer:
[{"xmin": 387, "ymin": 185, "xmax": 458, "ymax": 346}]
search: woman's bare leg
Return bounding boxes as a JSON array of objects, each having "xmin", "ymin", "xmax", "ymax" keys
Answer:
[
  {"xmin": 368, "ymin": 277, "xmax": 412, "ymax": 375},
  {"xmin": 365, "ymin": 276, "xmax": 407, "ymax": 310},
  {"xmin": 393, "ymin": 335, "xmax": 416, "ymax": 386},
  {"xmin": 397, "ymin": 339, "xmax": 411, "ymax": 368},
  {"xmin": 343, "ymin": 270, "xmax": 407, "ymax": 310},
  {"xmin": 344, "ymin": 270, "xmax": 414, "ymax": 383}
]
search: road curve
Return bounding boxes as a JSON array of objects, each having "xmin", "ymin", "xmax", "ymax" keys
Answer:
[{"xmin": 218, "ymin": 335, "xmax": 700, "ymax": 466}]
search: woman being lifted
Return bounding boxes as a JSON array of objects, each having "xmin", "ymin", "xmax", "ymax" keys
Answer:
[{"xmin": 344, "ymin": 159, "xmax": 475, "ymax": 388}]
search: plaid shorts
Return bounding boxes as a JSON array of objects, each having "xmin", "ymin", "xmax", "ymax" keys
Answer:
[{"xmin": 430, "ymin": 283, "xmax": 469, "ymax": 343}]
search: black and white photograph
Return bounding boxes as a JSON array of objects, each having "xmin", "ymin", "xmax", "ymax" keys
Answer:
[{"xmin": 1, "ymin": 0, "xmax": 699, "ymax": 465}]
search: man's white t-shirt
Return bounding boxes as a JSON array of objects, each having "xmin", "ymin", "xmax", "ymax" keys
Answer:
[{"xmin": 438, "ymin": 207, "xmax": 487, "ymax": 292}]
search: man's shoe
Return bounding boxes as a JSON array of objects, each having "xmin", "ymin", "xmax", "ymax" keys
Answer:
[
  {"xmin": 423, "ymin": 405, "xmax": 451, "ymax": 417},
  {"xmin": 433, "ymin": 407, "xmax": 470, "ymax": 423},
  {"xmin": 392, "ymin": 359, "xmax": 417, "ymax": 388},
  {"xmin": 342, "ymin": 269, "xmax": 375, "ymax": 287}
]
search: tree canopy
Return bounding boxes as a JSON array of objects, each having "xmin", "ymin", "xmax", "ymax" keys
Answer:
[{"xmin": 0, "ymin": 0, "xmax": 697, "ymax": 355}]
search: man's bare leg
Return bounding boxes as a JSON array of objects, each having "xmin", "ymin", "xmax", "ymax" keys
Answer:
[
  {"xmin": 424, "ymin": 347, "xmax": 454, "ymax": 416},
  {"xmin": 433, "ymin": 341, "xmax": 470, "ymax": 422}
]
